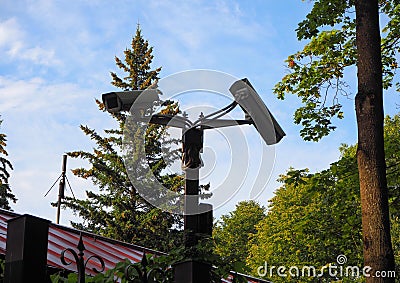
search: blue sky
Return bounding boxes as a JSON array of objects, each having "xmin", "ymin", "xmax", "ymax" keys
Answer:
[{"xmin": 0, "ymin": 0, "xmax": 398, "ymax": 225}]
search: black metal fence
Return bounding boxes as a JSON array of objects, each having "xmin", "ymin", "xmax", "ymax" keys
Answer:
[
  {"xmin": 2, "ymin": 214, "xmax": 176, "ymax": 283},
  {"xmin": 3, "ymin": 214, "xmax": 252, "ymax": 283}
]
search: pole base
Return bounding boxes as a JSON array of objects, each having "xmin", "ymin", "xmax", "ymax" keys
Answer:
[{"xmin": 173, "ymin": 260, "xmax": 211, "ymax": 283}]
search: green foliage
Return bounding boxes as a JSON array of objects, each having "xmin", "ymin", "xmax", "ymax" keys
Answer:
[
  {"xmin": 274, "ymin": 0, "xmax": 400, "ymax": 141},
  {"xmin": 168, "ymin": 237, "xmax": 248, "ymax": 283},
  {"xmin": 62, "ymin": 26, "xmax": 183, "ymax": 252},
  {"xmin": 50, "ymin": 272, "xmax": 80, "ymax": 283},
  {"xmin": 385, "ymin": 114, "xmax": 400, "ymax": 213},
  {"xmin": 0, "ymin": 118, "xmax": 16, "ymax": 210},
  {"xmin": 246, "ymin": 114, "xmax": 400, "ymax": 282},
  {"xmin": 50, "ymin": 257, "xmax": 173, "ymax": 283},
  {"xmin": 213, "ymin": 200, "xmax": 266, "ymax": 273},
  {"xmin": 384, "ymin": 115, "xmax": 400, "ymax": 274},
  {"xmin": 50, "ymin": 240, "xmax": 247, "ymax": 283},
  {"xmin": 110, "ymin": 27, "xmax": 161, "ymax": 92}
]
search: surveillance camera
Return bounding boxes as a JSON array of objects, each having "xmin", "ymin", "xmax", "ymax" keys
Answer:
[
  {"xmin": 102, "ymin": 90, "xmax": 160, "ymax": 113},
  {"xmin": 229, "ymin": 78, "xmax": 285, "ymax": 145}
]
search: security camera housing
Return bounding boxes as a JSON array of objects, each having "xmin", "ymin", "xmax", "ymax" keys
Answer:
[
  {"xmin": 229, "ymin": 78, "xmax": 285, "ymax": 145},
  {"xmin": 102, "ymin": 90, "xmax": 160, "ymax": 113}
]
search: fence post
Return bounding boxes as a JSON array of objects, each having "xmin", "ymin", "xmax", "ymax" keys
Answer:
[{"xmin": 4, "ymin": 214, "xmax": 50, "ymax": 283}]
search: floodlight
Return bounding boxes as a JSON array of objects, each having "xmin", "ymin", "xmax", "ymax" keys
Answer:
[
  {"xmin": 229, "ymin": 78, "xmax": 285, "ymax": 145},
  {"xmin": 102, "ymin": 90, "xmax": 160, "ymax": 113}
]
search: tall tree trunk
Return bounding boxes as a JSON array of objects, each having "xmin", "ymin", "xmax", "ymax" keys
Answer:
[{"xmin": 355, "ymin": 0, "xmax": 395, "ymax": 281}]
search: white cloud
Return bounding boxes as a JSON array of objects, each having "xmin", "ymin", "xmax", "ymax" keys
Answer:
[
  {"xmin": 0, "ymin": 75, "xmax": 116, "ymax": 224},
  {"xmin": 142, "ymin": 0, "xmax": 272, "ymax": 72},
  {"xmin": 0, "ymin": 18, "xmax": 22, "ymax": 50},
  {"xmin": 148, "ymin": 0, "xmax": 265, "ymax": 49},
  {"xmin": 0, "ymin": 76, "xmax": 87, "ymax": 114},
  {"xmin": 0, "ymin": 18, "xmax": 61, "ymax": 66},
  {"xmin": 20, "ymin": 46, "xmax": 59, "ymax": 66}
]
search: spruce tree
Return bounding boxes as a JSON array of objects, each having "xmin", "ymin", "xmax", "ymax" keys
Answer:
[
  {"xmin": 63, "ymin": 26, "xmax": 183, "ymax": 252},
  {"xmin": 0, "ymin": 117, "xmax": 17, "ymax": 210}
]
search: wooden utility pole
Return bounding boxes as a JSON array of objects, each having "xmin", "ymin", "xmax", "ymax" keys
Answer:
[{"xmin": 56, "ymin": 154, "xmax": 67, "ymax": 224}]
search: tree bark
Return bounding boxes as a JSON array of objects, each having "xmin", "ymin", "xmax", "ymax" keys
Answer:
[{"xmin": 355, "ymin": 0, "xmax": 395, "ymax": 282}]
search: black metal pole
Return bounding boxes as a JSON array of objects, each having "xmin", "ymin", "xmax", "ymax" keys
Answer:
[
  {"xmin": 175, "ymin": 128, "xmax": 212, "ymax": 283},
  {"xmin": 182, "ymin": 128, "xmax": 203, "ymax": 248}
]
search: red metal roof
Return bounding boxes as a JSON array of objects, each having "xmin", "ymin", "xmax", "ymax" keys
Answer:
[{"xmin": 0, "ymin": 209, "xmax": 269, "ymax": 283}]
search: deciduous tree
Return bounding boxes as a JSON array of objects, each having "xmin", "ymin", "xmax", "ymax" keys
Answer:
[
  {"xmin": 247, "ymin": 114, "xmax": 400, "ymax": 282},
  {"xmin": 213, "ymin": 200, "xmax": 266, "ymax": 273},
  {"xmin": 273, "ymin": 1, "xmax": 398, "ymax": 279}
]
